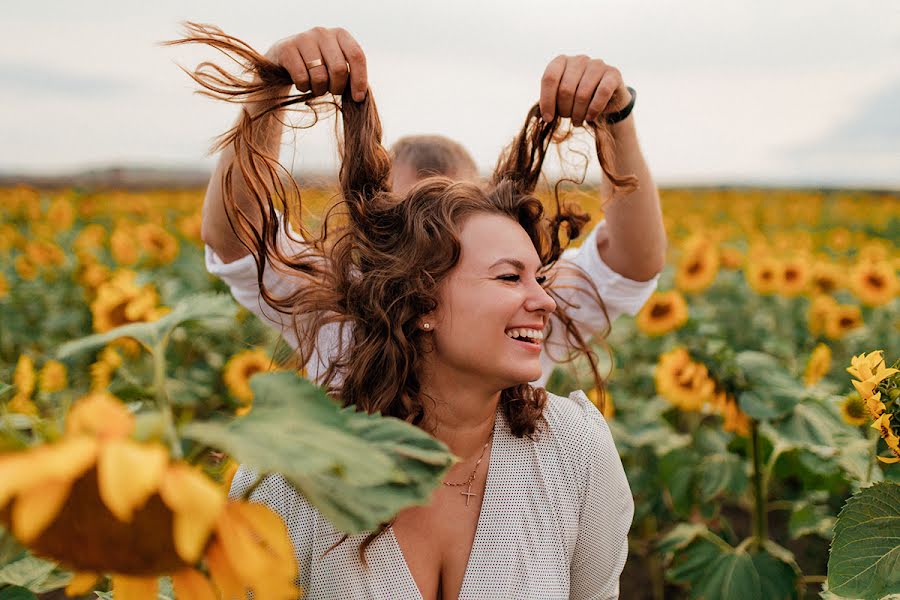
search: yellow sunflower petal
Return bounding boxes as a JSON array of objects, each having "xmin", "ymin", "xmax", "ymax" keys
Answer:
[
  {"xmin": 159, "ymin": 463, "xmax": 227, "ymax": 563},
  {"xmin": 206, "ymin": 541, "xmax": 246, "ymax": 599},
  {"xmin": 230, "ymin": 502, "xmax": 295, "ymax": 564},
  {"xmin": 112, "ymin": 575, "xmax": 157, "ymax": 600},
  {"xmin": 98, "ymin": 440, "xmax": 168, "ymax": 522},
  {"xmin": 12, "ymin": 479, "xmax": 72, "ymax": 543},
  {"xmin": 65, "ymin": 572, "xmax": 99, "ymax": 596},
  {"xmin": 66, "ymin": 392, "xmax": 134, "ymax": 439},
  {"xmin": 0, "ymin": 438, "xmax": 98, "ymax": 509},
  {"xmin": 172, "ymin": 568, "xmax": 218, "ymax": 600},
  {"xmin": 877, "ymin": 455, "xmax": 900, "ymax": 464},
  {"xmin": 214, "ymin": 505, "xmax": 270, "ymax": 582}
]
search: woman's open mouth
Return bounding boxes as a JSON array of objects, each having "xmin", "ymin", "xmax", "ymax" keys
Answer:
[{"xmin": 505, "ymin": 327, "xmax": 543, "ymax": 351}]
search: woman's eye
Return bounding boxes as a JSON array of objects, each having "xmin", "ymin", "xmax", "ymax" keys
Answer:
[
  {"xmin": 498, "ymin": 274, "xmax": 520, "ymax": 282},
  {"xmin": 536, "ymin": 276, "xmax": 548, "ymax": 286}
]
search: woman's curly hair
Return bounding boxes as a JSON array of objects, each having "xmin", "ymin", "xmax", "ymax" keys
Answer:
[{"xmin": 166, "ymin": 22, "xmax": 638, "ymax": 567}]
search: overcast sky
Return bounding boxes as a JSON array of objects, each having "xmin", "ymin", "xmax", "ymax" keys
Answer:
[{"xmin": 2, "ymin": 0, "xmax": 899, "ymax": 187}]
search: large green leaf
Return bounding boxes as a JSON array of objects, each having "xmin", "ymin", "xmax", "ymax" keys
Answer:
[
  {"xmin": 698, "ymin": 452, "xmax": 749, "ymax": 501},
  {"xmin": 0, "ymin": 554, "xmax": 71, "ymax": 593},
  {"xmin": 56, "ymin": 292, "xmax": 237, "ymax": 358},
  {"xmin": 660, "ymin": 526, "xmax": 799, "ymax": 599},
  {"xmin": 0, "ymin": 588, "xmax": 37, "ymax": 600},
  {"xmin": 181, "ymin": 371, "xmax": 455, "ymax": 533},
  {"xmin": 828, "ymin": 482, "xmax": 900, "ymax": 599},
  {"xmin": 734, "ymin": 351, "xmax": 801, "ymax": 420}
]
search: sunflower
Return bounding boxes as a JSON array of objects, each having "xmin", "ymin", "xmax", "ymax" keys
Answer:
[
  {"xmin": 807, "ymin": 295, "xmax": 838, "ymax": 336},
  {"xmin": 846, "ymin": 350, "xmax": 898, "ymax": 402},
  {"xmin": 635, "ymin": 290, "xmax": 689, "ymax": 336},
  {"xmin": 14, "ymin": 255, "xmax": 38, "ymax": 281},
  {"xmin": 871, "ymin": 414, "xmax": 900, "ymax": 463},
  {"xmin": 586, "ymin": 387, "xmax": 615, "ymax": 420},
  {"xmin": 91, "ymin": 270, "xmax": 170, "ymax": 335},
  {"xmin": 89, "ymin": 347, "xmax": 123, "ymax": 392},
  {"xmin": 110, "ymin": 225, "xmax": 139, "ymax": 266},
  {"xmin": 848, "ymin": 260, "xmax": 898, "ymax": 307},
  {"xmin": 223, "ymin": 350, "xmax": 273, "ymax": 415},
  {"xmin": 24, "ymin": 240, "xmax": 66, "ymax": 269},
  {"xmin": 778, "ymin": 256, "xmax": 811, "ymax": 297},
  {"xmin": 719, "ymin": 246, "xmax": 744, "ymax": 270},
  {"xmin": 136, "ymin": 223, "xmax": 180, "ymax": 266},
  {"xmin": 0, "ymin": 393, "xmax": 299, "ymax": 599},
  {"xmin": 177, "ymin": 212, "xmax": 203, "ymax": 244},
  {"xmin": 839, "ymin": 392, "xmax": 869, "ymax": 427},
  {"xmin": 654, "ymin": 347, "xmax": 715, "ymax": 411},
  {"xmin": 12, "ymin": 355, "xmax": 35, "ymax": 400},
  {"xmin": 803, "ymin": 343, "xmax": 831, "ymax": 387},
  {"xmin": 73, "ymin": 223, "xmax": 107, "ymax": 254},
  {"xmin": 824, "ymin": 304, "xmax": 863, "ymax": 340},
  {"xmin": 675, "ymin": 236, "xmax": 720, "ymax": 293},
  {"xmin": 38, "ymin": 360, "xmax": 68, "ymax": 394},
  {"xmin": 45, "ymin": 197, "xmax": 76, "ymax": 232},
  {"xmin": 809, "ymin": 260, "xmax": 843, "ymax": 295},
  {"xmin": 745, "ymin": 257, "xmax": 782, "ymax": 295}
]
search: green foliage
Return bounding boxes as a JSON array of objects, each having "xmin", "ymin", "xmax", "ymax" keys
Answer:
[
  {"xmin": 182, "ymin": 371, "xmax": 455, "ymax": 533},
  {"xmin": 827, "ymin": 482, "xmax": 900, "ymax": 599}
]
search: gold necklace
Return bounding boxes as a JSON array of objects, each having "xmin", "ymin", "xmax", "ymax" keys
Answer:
[{"xmin": 442, "ymin": 429, "xmax": 494, "ymax": 507}]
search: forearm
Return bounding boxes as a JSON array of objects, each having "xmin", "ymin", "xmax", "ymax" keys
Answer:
[
  {"xmin": 595, "ymin": 116, "xmax": 667, "ymax": 282},
  {"xmin": 201, "ymin": 84, "xmax": 293, "ymax": 264}
]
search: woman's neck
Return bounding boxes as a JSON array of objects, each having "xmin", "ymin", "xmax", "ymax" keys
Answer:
[{"xmin": 418, "ymin": 365, "xmax": 501, "ymax": 462}]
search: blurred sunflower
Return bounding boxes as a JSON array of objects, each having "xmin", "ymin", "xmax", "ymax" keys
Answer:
[
  {"xmin": 711, "ymin": 391, "xmax": 750, "ymax": 437},
  {"xmin": 136, "ymin": 223, "xmax": 180, "ymax": 266},
  {"xmin": 176, "ymin": 212, "xmax": 203, "ymax": 244},
  {"xmin": 824, "ymin": 304, "xmax": 863, "ymax": 340},
  {"xmin": 838, "ymin": 392, "xmax": 869, "ymax": 427},
  {"xmin": 675, "ymin": 236, "xmax": 720, "ymax": 293},
  {"xmin": 91, "ymin": 271, "xmax": 168, "ymax": 333},
  {"xmin": 24, "ymin": 240, "xmax": 65, "ymax": 269},
  {"xmin": 38, "ymin": 360, "xmax": 68, "ymax": 394},
  {"xmin": 809, "ymin": 260, "xmax": 843, "ymax": 295},
  {"xmin": 803, "ymin": 343, "xmax": 831, "ymax": 387},
  {"xmin": 654, "ymin": 347, "xmax": 715, "ymax": 411},
  {"xmin": 0, "ymin": 393, "xmax": 299, "ymax": 599},
  {"xmin": 11, "ymin": 355, "xmax": 36, "ymax": 401},
  {"xmin": 89, "ymin": 347, "xmax": 124, "ymax": 392},
  {"xmin": 635, "ymin": 290, "xmax": 688, "ymax": 336},
  {"xmin": 45, "ymin": 196, "xmax": 76, "ymax": 232},
  {"xmin": 848, "ymin": 260, "xmax": 898, "ymax": 307},
  {"xmin": 719, "ymin": 246, "xmax": 744, "ymax": 270},
  {"xmin": 0, "ymin": 273, "xmax": 8, "ymax": 299},
  {"xmin": 0, "ymin": 224, "xmax": 25, "ymax": 254},
  {"xmin": 586, "ymin": 387, "xmax": 615, "ymax": 420},
  {"xmin": 778, "ymin": 256, "xmax": 811, "ymax": 297},
  {"xmin": 14, "ymin": 255, "xmax": 39, "ymax": 281},
  {"xmin": 223, "ymin": 349, "xmax": 273, "ymax": 415},
  {"xmin": 110, "ymin": 224, "xmax": 139, "ymax": 266},
  {"xmin": 807, "ymin": 295, "xmax": 838, "ymax": 336},
  {"xmin": 73, "ymin": 223, "xmax": 107, "ymax": 254},
  {"xmin": 745, "ymin": 257, "xmax": 782, "ymax": 295}
]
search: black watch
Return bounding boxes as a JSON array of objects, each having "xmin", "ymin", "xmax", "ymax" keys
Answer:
[{"xmin": 604, "ymin": 86, "xmax": 636, "ymax": 125}]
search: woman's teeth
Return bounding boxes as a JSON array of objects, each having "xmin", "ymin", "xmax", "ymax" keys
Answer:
[{"xmin": 505, "ymin": 328, "xmax": 544, "ymax": 342}]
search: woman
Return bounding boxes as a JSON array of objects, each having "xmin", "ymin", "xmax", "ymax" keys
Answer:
[{"xmin": 170, "ymin": 23, "xmax": 646, "ymax": 599}]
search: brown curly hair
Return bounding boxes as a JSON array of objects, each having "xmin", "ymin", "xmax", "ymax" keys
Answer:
[{"xmin": 166, "ymin": 22, "xmax": 638, "ymax": 568}]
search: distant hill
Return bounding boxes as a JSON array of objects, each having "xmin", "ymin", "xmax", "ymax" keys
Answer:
[{"xmin": 0, "ymin": 166, "xmax": 338, "ymax": 190}]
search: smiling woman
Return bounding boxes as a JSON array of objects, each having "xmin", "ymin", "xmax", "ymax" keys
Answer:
[{"xmin": 168, "ymin": 21, "xmax": 647, "ymax": 600}]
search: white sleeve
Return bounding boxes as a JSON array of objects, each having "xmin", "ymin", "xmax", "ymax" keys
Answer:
[
  {"xmin": 204, "ymin": 209, "xmax": 312, "ymax": 351},
  {"xmin": 567, "ymin": 390, "xmax": 634, "ymax": 600},
  {"xmin": 535, "ymin": 219, "xmax": 660, "ymax": 384}
]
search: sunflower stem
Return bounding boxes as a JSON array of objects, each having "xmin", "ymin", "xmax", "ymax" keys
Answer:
[
  {"xmin": 152, "ymin": 340, "xmax": 182, "ymax": 460},
  {"xmin": 749, "ymin": 419, "xmax": 767, "ymax": 550},
  {"xmin": 864, "ymin": 422, "xmax": 880, "ymax": 485}
]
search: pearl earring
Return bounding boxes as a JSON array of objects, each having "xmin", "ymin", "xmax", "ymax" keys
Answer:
[{"xmin": 423, "ymin": 323, "xmax": 431, "ymax": 330}]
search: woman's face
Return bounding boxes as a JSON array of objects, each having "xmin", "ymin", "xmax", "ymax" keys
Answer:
[{"xmin": 425, "ymin": 212, "xmax": 557, "ymax": 389}]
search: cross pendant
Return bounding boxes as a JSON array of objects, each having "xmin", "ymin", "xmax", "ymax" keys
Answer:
[{"xmin": 460, "ymin": 482, "xmax": 478, "ymax": 506}]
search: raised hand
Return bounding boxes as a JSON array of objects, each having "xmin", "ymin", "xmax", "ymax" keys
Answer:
[
  {"xmin": 265, "ymin": 27, "xmax": 368, "ymax": 102},
  {"xmin": 539, "ymin": 55, "xmax": 631, "ymax": 126}
]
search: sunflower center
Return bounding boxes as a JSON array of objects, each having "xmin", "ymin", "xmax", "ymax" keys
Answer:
[
  {"xmin": 108, "ymin": 301, "xmax": 132, "ymax": 328},
  {"xmin": 760, "ymin": 270, "xmax": 773, "ymax": 281},
  {"xmin": 650, "ymin": 302, "xmax": 673, "ymax": 319},
  {"xmin": 865, "ymin": 274, "xmax": 885, "ymax": 289},
  {"xmin": 845, "ymin": 396, "xmax": 866, "ymax": 420},
  {"xmin": 815, "ymin": 277, "xmax": 836, "ymax": 293},
  {"xmin": 839, "ymin": 316, "xmax": 857, "ymax": 328},
  {"xmin": 784, "ymin": 268, "xmax": 799, "ymax": 282},
  {"xmin": 686, "ymin": 261, "xmax": 702, "ymax": 275}
]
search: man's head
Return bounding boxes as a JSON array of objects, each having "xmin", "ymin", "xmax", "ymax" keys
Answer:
[{"xmin": 388, "ymin": 134, "xmax": 480, "ymax": 194}]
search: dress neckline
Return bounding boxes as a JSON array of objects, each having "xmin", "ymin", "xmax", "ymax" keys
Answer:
[{"xmin": 389, "ymin": 406, "xmax": 504, "ymax": 600}]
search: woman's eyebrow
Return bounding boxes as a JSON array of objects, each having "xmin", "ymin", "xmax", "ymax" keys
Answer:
[{"xmin": 489, "ymin": 258, "xmax": 542, "ymax": 271}]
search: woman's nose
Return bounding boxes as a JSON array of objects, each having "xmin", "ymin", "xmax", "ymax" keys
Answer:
[{"xmin": 526, "ymin": 281, "xmax": 557, "ymax": 314}]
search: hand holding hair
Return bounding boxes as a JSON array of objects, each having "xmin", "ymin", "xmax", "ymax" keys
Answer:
[
  {"xmin": 539, "ymin": 55, "xmax": 632, "ymax": 127},
  {"xmin": 265, "ymin": 26, "xmax": 369, "ymax": 102}
]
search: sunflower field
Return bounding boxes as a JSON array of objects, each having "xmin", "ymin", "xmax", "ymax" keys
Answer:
[{"xmin": 0, "ymin": 184, "xmax": 898, "ymax": 599}]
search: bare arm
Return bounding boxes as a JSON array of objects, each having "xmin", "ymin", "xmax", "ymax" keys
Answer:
[
  {"xmin": 539, "ymin": 56, "xmax": 667, "ymax": 282},
  {"xmin": 201, "ymin": 87, "xmax": 292, "ymax": 264},
  {"xmin": 200, "ymin": 26, "xmax": 369, "ymax": 264}
]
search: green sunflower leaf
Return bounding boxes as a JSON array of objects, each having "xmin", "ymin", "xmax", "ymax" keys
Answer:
[
  {"xmin": 827, "ymin": 482, "xmax": 900, "ymax": 599},
  {"xmin": 181, "ymin": 371, "xmax": 455, "ymax": 534}
]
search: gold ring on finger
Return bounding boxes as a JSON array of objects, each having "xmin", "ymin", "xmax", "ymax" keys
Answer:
[{"xmin": 305, "ymin": 59, "xmax": 324, "ymax": 69}]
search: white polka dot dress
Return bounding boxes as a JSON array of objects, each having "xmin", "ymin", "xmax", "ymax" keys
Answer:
[{"xmin": 230, "ymin": 389, "xmax": 634, "ymax": 599}]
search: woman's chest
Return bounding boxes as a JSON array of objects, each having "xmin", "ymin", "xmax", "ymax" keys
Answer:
[{"xmin": 390, "ymin": 473, "xmax": 488, "ymax": 600}]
